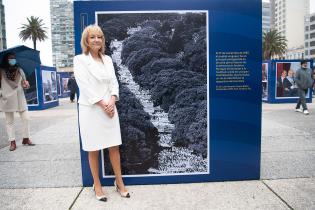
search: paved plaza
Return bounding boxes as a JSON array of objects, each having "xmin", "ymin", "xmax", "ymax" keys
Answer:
[{"xmin": 0, "ymin": 98, "xmax": 314, "ymax": 210}]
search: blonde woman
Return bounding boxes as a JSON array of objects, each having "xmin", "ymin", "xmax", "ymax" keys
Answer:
[{"xmin": 74, "ymin": 25, "xmax": 130, "ymax": 202}]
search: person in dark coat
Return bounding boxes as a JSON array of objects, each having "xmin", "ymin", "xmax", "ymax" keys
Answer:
[
  {"xmin": 67, "ymin": 74, "xmax": 78, "ymax": 102},
  {"xmin": 276, "ymin": 70, "xmax": 287, "ymax": 97},
  {"xmin": 294, "ymin": 60, "xmax": 313, "ymax": 115}
]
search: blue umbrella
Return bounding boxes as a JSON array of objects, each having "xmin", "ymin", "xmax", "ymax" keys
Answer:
[{"xmin": 0, "ymin": 45, "xmax": 41, "ymax": 76}]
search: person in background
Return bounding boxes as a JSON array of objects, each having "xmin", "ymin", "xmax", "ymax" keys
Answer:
[
  {"xmin": 294, "ymin": 60, "xmax": 313, "ymax": 115},
  {"xmin": 0, "ymin": 52, "xmax": 35, "ymax": 151},
  {"xmin": 276, "ymin": 70, "xmax": 288, "ymax": 97},
  {"xmin": 67, "ymin": 73, "xmax": 78, "ymax": 102},
  {"xmin": 74, "ymin": 25, "xmax": 130, "ymax": 202}
]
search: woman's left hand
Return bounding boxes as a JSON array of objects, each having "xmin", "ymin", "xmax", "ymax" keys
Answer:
[
  {"xmin": 104, "ymin": 96, "xmax": 116, "ymax": 118},
  {"xmin": 22, "ymin": 80, "xmax": 30, "ymax": 89}
]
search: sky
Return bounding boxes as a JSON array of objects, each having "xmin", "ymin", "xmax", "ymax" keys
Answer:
[
  {"xmin": 3, "ymin": 0, "xmax": 315, "ymax": 67},
  {"xmin": 3, "ymin": 0, "xmax": 53, "ymax": 65}
]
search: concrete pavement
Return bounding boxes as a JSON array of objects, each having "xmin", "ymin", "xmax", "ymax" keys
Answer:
[{"xmin": 0, "ymin": 98, "xmax": 314, "ymax": 210}]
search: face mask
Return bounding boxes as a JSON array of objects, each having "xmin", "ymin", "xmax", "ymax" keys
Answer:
[{"xmin": 8, "ymin": 59, "xmax": 17, "ymax": 66}]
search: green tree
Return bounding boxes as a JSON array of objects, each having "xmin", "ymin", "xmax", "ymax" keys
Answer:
[
  {"xmin": 19, "ymin": 16, "xmax": 48, "ymax": 50},
  {"xmin": 263, "ymin": 29, "xmax": 287, "ymax": 60}
]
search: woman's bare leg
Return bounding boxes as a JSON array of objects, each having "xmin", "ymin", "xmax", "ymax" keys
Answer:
[
  {"xmin": 108, "ymin": 146, "xmax": 127, "ymax": 192},
  {"xmin": 88, "ymin": 150, "xmax": 106, "ymax": 196}
]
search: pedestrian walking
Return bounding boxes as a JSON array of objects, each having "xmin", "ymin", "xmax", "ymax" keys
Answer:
[
  {"xmin": 67, "ymin": 73, "xmax": 78, "ymax": 102},
  {"xmin": 294, "ymin": 60, "xmax": 313, "ymax": 115}
]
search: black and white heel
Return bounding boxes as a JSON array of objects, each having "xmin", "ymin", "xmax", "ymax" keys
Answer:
[
  {"xmin": 114, "ymin": 180, "xmax": 130, "ymax": 198},
  {"xmin": 92, "ymin": 184, "xmax": 107, "ymax": 202}
]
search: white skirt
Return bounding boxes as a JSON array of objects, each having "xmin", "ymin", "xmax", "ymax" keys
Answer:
[{"xmin": 79, "ymin": 104, "xmax": 122, "ymax": 151}]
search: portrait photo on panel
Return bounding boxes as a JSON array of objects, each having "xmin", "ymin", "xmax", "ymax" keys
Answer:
[{"xmin": 42, "ymin": 70, "xmax": 58, "ymax": 103}]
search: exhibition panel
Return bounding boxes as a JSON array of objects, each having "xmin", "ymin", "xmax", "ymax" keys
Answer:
[{"xmin": 74, "ymin": 0, "xmax": 262, "ymax": 185}]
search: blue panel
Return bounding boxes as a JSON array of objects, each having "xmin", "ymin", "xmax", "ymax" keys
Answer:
[
  {"xmin": 28, "ymin": 66, "xmax": 59, "ymax": 110},
  {"xmin": 74, "ymin": 0, "xmax": 262, "ymax": 186}
]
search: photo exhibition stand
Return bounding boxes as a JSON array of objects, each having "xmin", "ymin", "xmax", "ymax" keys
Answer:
[
  {"xmin": 57, "ymin": 72, "xmax": 72, "ymax": 98},
  {"xmin": 74, "ymin": 0, "xmax": 262, "ymax": 186},
  {"xmin": 262, "ymin": 60, "xmax": 313, "ymax": 103},
  {"xmin": 27, "ymin": 65, "xmax": 59, "ymax": 111}
]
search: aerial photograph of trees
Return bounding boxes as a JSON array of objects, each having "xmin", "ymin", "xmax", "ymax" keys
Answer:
[{"xmin": 98, "ymin": 11, "xmax": 209, "ymax": 176}]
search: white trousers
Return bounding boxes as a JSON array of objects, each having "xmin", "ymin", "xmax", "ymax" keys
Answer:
[{"xmin": 4, "ymin": 111, "xmax": 30, "ymax": 142}]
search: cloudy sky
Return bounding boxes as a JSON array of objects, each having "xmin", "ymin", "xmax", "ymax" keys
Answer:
[
  {"xmin": 3, "ymin": 0, "xmax": 315, "ymax": 66},
  {"xmin": 3, "ymin": 0, "xmax": 53, "ymax": 65}
]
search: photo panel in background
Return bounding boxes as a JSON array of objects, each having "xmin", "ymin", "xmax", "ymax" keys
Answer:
[
  {"xmin": 62, "ymin": 78, "xmax": 70, "ymax": 93},
  {"xmin": 42, "ymin": 70, "xmax": 58, "ymax": 103},
  {"xmin": 25, "ymin": 70, "xmax": 39, "ymax": 106},
  {"xmin": 275, "ymin": 61, "xmax": 312, "ymax": 99}
]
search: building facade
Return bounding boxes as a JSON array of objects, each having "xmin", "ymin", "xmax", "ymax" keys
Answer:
[
  {"xmin": 270, "ymin": 0, "xmax": 276, "ymax": 29},
  {"xmin": 0, "ymin": 0, "xmax": 6, "ymax": 50},
  {"xmin": 50, "ymin": 0, "xmax": 74, "ymax": 70},
  {"xmin": 305, "ymin": 13, "xmax": 315, "ymax": 61},
  {"xmin": 284, "ymin": 46, "xmax": 304, "ymax": 60},
  {"xmin": 270, "ymin": 0, "xmax": 309, "ymax": 59},
  {"xmin": 262, "ymin": 2, "xmax": 271, "ymax": 34}
]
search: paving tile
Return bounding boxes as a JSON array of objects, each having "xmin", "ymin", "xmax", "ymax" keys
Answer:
[
  {"xmin": 261, "ymin": 151, "xmax": 315, "ymax": 179},
  {"xmin": 0, "ymin": 187, "xmax": 81, "ymax": 210},
  {"xmin": 72, "ymin": 181, "xmax": 289, "ymax": 210},
  {"xmin": 0, "ymin": 160, "xmax": 82, "ymax": 188},
  {"xmin": 264, "ymin": 178, "xmax": 315, "ymax": 210}
]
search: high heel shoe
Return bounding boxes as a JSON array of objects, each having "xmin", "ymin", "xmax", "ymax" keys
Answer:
[
  {"xmin": 114, "ymin": 180, "xmax": 130, "ymax": 198},
  {"xmin": 92, "ymin": 184, "xmax": 107, "ymax": 202}
]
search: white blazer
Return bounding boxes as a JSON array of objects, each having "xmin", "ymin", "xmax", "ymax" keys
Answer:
[
  {"xmin": 73, "ymin": 53, "xmax": 119, "ymax": 106},
  {"xmin": 0, "ymin": 68, "xmax": 28, "ymax": 112}
]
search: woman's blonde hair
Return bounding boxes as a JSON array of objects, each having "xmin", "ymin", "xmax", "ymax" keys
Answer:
[{"xmin": 80, "ymin": 25, "xmax": 105, "ymax": 55}]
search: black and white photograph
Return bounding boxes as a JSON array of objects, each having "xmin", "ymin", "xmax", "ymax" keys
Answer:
[
  {"xmin": 25, "ymin": 70, "xmax": 39, "ymax": 105},
  {"xmin": 62, "ymin": 78, "xmax": 70, "ymax": 93},
  {"xmin": 57, "ymin": 73, "xmax": 61, "ymax": 96},
  {"xmin": 42, "ymin": 70, "xmax": 58, "ymax": 103},
  {"xmin": 97, "ymin": 11, "xmax": 209, "ymax": 176},
  {"xmin": 262, "ymin": 63, "xmax": 268, "ymax": 100}
]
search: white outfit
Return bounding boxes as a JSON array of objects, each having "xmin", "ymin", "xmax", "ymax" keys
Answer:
[
  {"xmin": 0, "ymin": 68, "xmax": 30, "ymax": 141},
  {"xmin": 5, "ymin": 111, "xmax": 30, "ymax": 141},
  {"xmin": 0, "ymin": 68, "xmax": 28, "ymax": 112},
  {"xmin": 73, "ymin": 53, "xmax": 122, "ymax": 151}
]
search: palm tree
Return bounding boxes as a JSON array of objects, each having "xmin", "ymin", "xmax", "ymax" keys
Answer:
[
  {"xmin": 19, "ymin": 16, "xmax": 48, "ymax": 50},
  {"xmin": 263, "ymin": 29, "xmax": 287, "ymax": 60}
]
